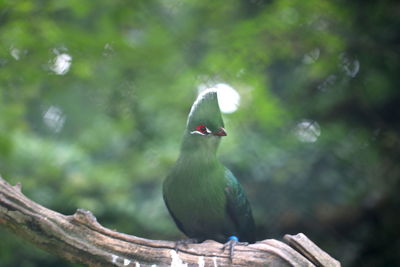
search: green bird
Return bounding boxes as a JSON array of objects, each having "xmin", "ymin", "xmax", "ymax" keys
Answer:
[{"xmin": 163, "ymin": 90, "xmax": 255, "ymax": 248}]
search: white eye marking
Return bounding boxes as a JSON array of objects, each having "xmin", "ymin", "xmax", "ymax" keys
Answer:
[
  {"xmin": 190, "ymin": 127, "xmax": 211, "ymax": 136},
  {"xmin": 190, "ymin": 130, "xmax": 205, "ymax": 135}
]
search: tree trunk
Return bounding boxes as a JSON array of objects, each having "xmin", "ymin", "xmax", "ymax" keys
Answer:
[{"xmin": 0, "ymin": 176, "xmax": 340, "ymax": 266}]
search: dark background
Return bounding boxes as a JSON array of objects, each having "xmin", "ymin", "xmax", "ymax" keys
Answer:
[{"xmin": 0, "ymin": 0, "xmax": 399, "ymax": 266}]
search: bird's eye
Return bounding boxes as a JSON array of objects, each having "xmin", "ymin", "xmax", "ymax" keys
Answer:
[{"xmin": 196, "ymin": 124, "xmax": 208, "ymax": 134}]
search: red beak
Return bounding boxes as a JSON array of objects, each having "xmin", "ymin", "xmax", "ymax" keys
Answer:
[{"xmin": 214, "ymin": 127, "xmax": 227, "ymax": 136}]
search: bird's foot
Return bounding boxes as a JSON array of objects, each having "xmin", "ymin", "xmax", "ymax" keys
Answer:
[
  {"xmin": 174, "ymin": 238, "xmax": 199, "ymax": 251},
  {"xmin": 222, "ymin": 236, "xmax": 248, "ymax": 260}
]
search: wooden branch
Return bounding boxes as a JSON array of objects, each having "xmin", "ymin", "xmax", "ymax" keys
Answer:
[
  {"xmin": 0, "ymin": 176, "xmax": 340, "ymax": 266},
  {"xmin": 284, "ymin": 234, "xmax": 341, "ymax": 267}
]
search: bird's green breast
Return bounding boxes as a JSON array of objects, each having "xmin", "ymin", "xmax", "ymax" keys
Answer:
[{"xmin": 163, "ymin": 151, "xmax": 234, "ymax": 241}]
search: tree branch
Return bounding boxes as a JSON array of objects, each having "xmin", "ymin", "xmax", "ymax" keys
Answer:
[{"xmin": 0, "ymin": 176, "xmax": 340, "ymax": 266}]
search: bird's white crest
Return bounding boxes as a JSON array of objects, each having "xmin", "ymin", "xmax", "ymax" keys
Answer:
[
  {"xmin": 186, "ymin": 88, "xmax": 218, "ymax": 126},
  {"xmin": 189, "ymin": 83, "xmax": 240, "ymax": 120}
]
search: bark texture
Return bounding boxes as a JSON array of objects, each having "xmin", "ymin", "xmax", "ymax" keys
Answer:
[{"xmin": 0, "ymin": 176, "xmax": 340, "ymax": 266}]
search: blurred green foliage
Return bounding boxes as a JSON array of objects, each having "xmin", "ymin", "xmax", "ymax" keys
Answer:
[{"xmin": 1, "ymin": 0, "xmax": 399, "ymax": 266}]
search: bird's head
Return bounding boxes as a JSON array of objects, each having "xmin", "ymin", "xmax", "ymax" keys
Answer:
[{"xmin": 182, "ymin": 90, "xmax": 226, "ymax": 151}]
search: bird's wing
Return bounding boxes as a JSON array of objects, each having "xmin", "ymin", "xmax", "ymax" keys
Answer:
[
  {"xmin": 224, "ymin": 168, "xmax": 256, "ymax": 243},
  {"xmin": 163, "ymin": 193, "xmax": 190, "ymax": 237}
]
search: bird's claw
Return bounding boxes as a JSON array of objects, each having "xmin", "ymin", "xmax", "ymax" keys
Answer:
[{"xmin": 222, "ymin": 236, "xmax": 248, "ymax": 260}]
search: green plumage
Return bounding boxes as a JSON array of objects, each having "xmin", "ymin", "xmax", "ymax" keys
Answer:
[{"xmin": 163, "ymin": 90, "xmax": 255, "ymax": 243}]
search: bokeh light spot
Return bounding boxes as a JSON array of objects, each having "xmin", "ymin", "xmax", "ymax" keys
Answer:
[
  {"xmin": 43, "ymin": 106, "xmax": 66, "ymax": 133},
  {"xmin": 50, "ymin": 53, "xmax": 72, "ymax": 75},
  {"xmin": 198, "ymin": 83, "xmax": 240, "ymax": 114},
  {"xmin": 294, "ymin": 119, "xmax": 321, "ymax": 143}
]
